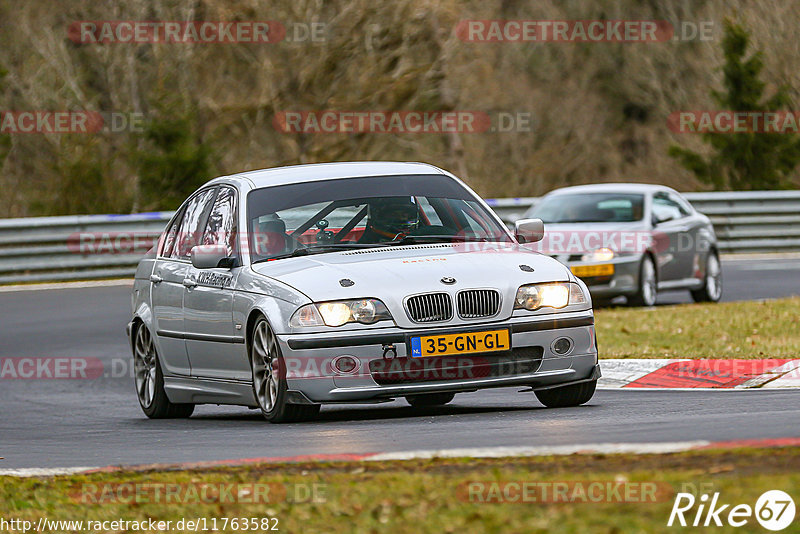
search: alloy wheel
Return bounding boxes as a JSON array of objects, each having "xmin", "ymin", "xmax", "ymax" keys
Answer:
[
  {"xmin": 133, "ymin": 325, "xmax": 157, "ymax": 409},
  {"xmin": 706, "ymin": 254, "xmax": 722, "ymax": 300},
  {"xmin": 641, "ymin": 258, "xmax": 657, "ymax": 306},
  {"xmin": 252, "ymin": 320, "xmax": 279, "ymax": 412}
]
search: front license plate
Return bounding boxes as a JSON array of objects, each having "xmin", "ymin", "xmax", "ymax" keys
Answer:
[
  {"xmin": 410, "ymin": 329, "xmax": 511, "ymax": 358},
  {"xmin": 571, "ymin": 264, "xmax": 614, "ymax": 277}
]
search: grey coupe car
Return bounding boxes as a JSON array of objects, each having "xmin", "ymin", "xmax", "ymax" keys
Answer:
[
  {"xmin": 128, "ymin": 162, "xmax": 599, "ymax": 422},
  {"xmin": 522, "ymin": 184, "xmax": 722, "ymax": 306}
]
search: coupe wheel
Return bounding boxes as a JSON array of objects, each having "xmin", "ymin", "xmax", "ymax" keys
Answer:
[
  {"xmin": 629, "ymin": 255, "xmax": 657, "ymax": 307},
  {"xmin": 133, "ymin": 323, "xmax": 194, "ymax": 419},
  {"xmin": 691, "ymin": 252, "xmax": 722, "ymax": 303},
  {"xmin": 405, "ymin": 392, "xmax": 456, "ymax": 407},
  {"xmin": 535, "ymin": 379, "xmax": 597, "ymax": 408},
  {"xmin": 250, "ymin": 317, "xmax": 320, "ymax": 423}
]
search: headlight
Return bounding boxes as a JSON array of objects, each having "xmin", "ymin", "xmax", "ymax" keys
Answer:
[
  {"xmin": 581, "ymin": 247, "xmax": 615, "ymax": 263},
  {"xmin": 568, "ymin": 283, "xmax": 587, "ymax": 305},
  {"xmin": 290, "ymin": 299, "xmax": 393, "ymax": 327},
  {"xmin": 515, "ymin": 282, "xmax": 586, "ymax": 311}
]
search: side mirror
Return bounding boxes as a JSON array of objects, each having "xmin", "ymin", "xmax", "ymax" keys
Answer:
[
  {"xmin": 191, "ymin": 244, "xmax": 233, "ymax": 270},
  {"xmin": 514, "ymin": 218, "xmax": 545, "ymax": 244}
]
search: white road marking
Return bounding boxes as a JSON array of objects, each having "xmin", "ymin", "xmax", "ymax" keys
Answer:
[
  {"xmin": 4, "ymin": 435, "xmax": 800, "ymax": 477},
  {"xmin": 0, "ymin": 467, "xmax": 97, "ymax": 477},
  {"xmin": 721, "ymin": 253, "xmax": 800, "ymax": 262},
  {"xmin": 725, "ymin": 262, "xmax": 800, "ymax": 271},
  {"xmin": 0, "ymin": 442, "xmax": 710, "ymax": 477},
  {"xmin": 0, "ymin": 279, "xmax": 133, "ymax": 293},
  {"xmin": 367, "ymin": 442, "xmax": 711, "ymax": 461}
]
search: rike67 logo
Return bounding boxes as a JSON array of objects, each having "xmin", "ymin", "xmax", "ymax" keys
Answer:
[{"xmin": 668, "ymin": 490, "xmax": 795, "ymax": 531}]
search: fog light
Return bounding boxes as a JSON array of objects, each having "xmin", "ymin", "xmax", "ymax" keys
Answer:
[
  {"xmin": 552, "ymin": 337, "xmax": 573, "ymax": 355},
  {"xmin": 333, "ymin": 355, "xmax": 359, "ymax": 374}
]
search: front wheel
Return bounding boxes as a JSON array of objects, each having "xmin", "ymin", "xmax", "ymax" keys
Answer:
[
  {"xmin": 535, "ymin": 379, "xmax": 596, "ymax": 408},
  {"xmin": 405, "ymin": 392, "xmax": 456, "ymax": 407},
  {"xmin": 691, "ymin": 252, "xmax": 722, "ymax": 303},
  {"xmin": 133, "ymin": 324, "xmax": 194, "ymax": 419},
  {"xmin": 250, "ymin": 317, "xmax": 320, "ymax": 423},
  {"xmin": 628, "ymin": 255, "xmax": 657, "ymax": 307}
]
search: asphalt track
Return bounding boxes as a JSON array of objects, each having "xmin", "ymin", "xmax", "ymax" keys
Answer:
[{"xmin": 1, "ymin": 257, "xmax": 799, "ymax": 470}]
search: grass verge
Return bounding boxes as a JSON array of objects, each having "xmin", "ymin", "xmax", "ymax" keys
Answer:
[
  {"xmin": 1, "ymin": 448, "xmax": 798, "ymax": 533},
  {"xmin": 595, "ymin": 296, "xmax": 800, "ymax": 359}
]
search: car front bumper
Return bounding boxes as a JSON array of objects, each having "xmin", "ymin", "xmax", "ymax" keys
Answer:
[
  {"xmin": 565, "ymin": 255, "xmax": 642, "ymax": 300},
  {"xmin": 276, "ymin": 310, "xmax": 599, "ymax": 403}
]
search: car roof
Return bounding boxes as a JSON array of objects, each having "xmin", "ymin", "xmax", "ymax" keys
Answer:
[
  {"xmin": 543, "ymin": 183, "xmax": 678, "ymax": 196},
  {"xmin": 210, "ymin": 161, "xmax": 447, "ymax": 189}
]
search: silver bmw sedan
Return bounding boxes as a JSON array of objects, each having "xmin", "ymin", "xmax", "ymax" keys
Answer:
[{"xmin": 128, "ymin": 162, "xmax": 599, "ymax": 422}]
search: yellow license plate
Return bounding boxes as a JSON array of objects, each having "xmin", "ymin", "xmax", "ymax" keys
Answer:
[
  {"xmin": 571, "ymin": 264, "xmax": 615, "ymax": 277},
  {"xmin": 410, "ymin": 329, "xmax": 511, "ymax": 357}
]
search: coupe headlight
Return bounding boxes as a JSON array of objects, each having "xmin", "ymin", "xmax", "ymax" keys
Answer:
[
  {"xmin": 515, "ymin": 282, "xmax": 586, "ymax": 311},
  {"xmin": 581, "ymin": 247, "xmax": 615, "ymax": 263},
  {"xmin": 290, "ymin": 299, "xmax": 392, "ymax": 327}
]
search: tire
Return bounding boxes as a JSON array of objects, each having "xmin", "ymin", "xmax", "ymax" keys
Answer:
[
  {"xmin": 628, "ymin": 255, "xmax": 657, "ymax": 307},
  {"xmin": 535, "ymin": 379, "xmax": 597, "ymax": 408},
  {"xmin": 405, "ymin": 392, "xmax": 456, "ymax": 407},
  {"xmin": 691, "ymin": 252, "xmax": 722, "ymax": 303},
  {"xmin": 133, "ymin": 323, "xmax": 194, "ymax": 419},
  {"xmin": 250, "ymin": 317, "xmax": 320, "ymax": 423}
]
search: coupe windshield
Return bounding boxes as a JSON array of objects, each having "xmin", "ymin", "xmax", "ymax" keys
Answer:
[
  {"xmin": 247, "ymin": 174, "xmax": 511, "ymax": 262},
  {"xmin": 529, "ymin": 193, "xmax": 645, "ymax": 223}
]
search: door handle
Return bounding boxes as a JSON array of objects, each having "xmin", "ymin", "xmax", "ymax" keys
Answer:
[
  {"xmin": 182, "ymin": 278, "xmax": 197, "ymax": 288},
  {"xmin": 149, "ymin": 274, "xmax": 163, "ymax": 284}
]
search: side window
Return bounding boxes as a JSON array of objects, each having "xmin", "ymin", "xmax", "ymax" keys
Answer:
[
  {"xmin": 669, "ymin": 193, "xmax": 693, "ymax": 217},
  {"xmin": 172, "ymin": 188, "xmax": 218, "ymax": 260},
  {"xmin": 652, "ymin": 193, "xmax": 684, "ymax": 223},
  {"xmin": 160, "ymin": 210, "xmax": 183, "ymax": 258},
  {"xmin": 202, "ymin": 186, "xmax": 238, "ymax": 256}
]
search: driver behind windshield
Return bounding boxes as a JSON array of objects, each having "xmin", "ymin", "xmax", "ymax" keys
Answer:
[{"xmin": 359, "ymin": 197, "xmax": 421, "ymax": 243}]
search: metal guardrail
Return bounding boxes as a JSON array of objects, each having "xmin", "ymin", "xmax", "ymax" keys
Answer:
[
  {"xmin": 0, "ymin": 212, "xmax": 174, "ymax": 284},
  {"xmin": 0, "ymin": 191, "xmax": 798, "ymax": 284}
]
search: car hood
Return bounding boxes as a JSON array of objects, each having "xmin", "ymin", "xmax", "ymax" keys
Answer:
[{"xmin": 250, "ymin": 242, "xmax": 571, "ymax": 303}]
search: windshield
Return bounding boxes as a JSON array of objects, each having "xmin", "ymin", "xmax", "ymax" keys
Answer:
[
  {"xmin": 529, "ymin": 193, "xmax": 645, "ymax": 223},
  {"xmin": 246, "ymin": 174, "xmax": 511, "ymax": 262}
]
